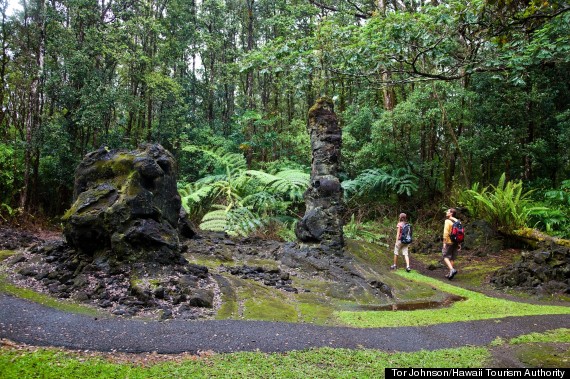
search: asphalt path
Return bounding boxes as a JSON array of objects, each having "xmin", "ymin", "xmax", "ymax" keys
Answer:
[{"xmin": 1, "ymin": 294, "xmax": 569, "ymax": 354}]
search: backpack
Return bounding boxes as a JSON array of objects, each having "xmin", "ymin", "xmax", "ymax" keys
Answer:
[
  {"xmin": 400, "ymin": 223, "xmax": 413, "ymax": 244},
  {"xmin": 450, "ymin": 220, "xmax": 464, "ymax": 244}
]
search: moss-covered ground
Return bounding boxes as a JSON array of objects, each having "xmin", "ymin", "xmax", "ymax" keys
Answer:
[{"xmin": 1, "ymin": 233, "xmax": 569, "ymax": 370}]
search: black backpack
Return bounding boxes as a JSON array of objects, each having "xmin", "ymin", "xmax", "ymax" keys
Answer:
[
  {"xmin": 450, "ymin": 220, "xmax": 464, "ymax": 244},
  {"xmin": 400, "ymin": 223, "xmax": 413, "ymax": 244}
]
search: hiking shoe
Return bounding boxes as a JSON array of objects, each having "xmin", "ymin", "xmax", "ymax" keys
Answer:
[
  {"xmin": 406, "ymin": 267, "xmax": 411, "ymax": 272},
  {"xmin": 390, "ymin": 264, "xmax": 397, "ymax": 270},
  {"xmin": 448, "ymin": 269, "xmax": 458, "ymax": 280}
]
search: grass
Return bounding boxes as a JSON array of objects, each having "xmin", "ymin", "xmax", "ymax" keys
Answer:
[
  {"xmin": 501, "ymin": 328, "xmax": 570, "ymax": 368},
  {"xmin": 0, "ymin": 346, "xmax": 490, "ymax": 378},
  {"xmin": 337, "ymin": 271, "xmax": 570, "ymax": 328},
  {"xmin": 509, "ymin": 328, "xmax": 570, "ymax": 344},
  {"xmin": 2, "ymin": 329, "xmax": 568, "ymax": 378},
  {"xmin": 3, "ymin": 329, "xmax": 568, "ymax": 378}
]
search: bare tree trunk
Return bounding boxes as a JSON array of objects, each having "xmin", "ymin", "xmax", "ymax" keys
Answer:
[
  {"xmin": 0, "ymin": 0, "xmax": 8, "ymax": 132},
  {"xmin": 245, "ymin": 0, "xmax": 255, "ymax": 167},
  {"xmin": 377, "ymin": 2, "xmax": 396, "ymax": 111},
  {"xmin": 21, "ymin": 0, "xmax": 45, "ymax": 212}
]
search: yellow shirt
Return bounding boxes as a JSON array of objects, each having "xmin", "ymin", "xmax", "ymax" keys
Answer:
[{"xmin": 443, "ymin": 218, "xmax": 457, "ymax": 244}]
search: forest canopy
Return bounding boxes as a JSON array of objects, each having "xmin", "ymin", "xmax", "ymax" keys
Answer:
[{"xmin": 0, "ymin": 0, "xmax": 569, "ymax": 236}]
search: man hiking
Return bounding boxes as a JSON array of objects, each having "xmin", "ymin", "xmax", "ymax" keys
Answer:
[{"xmin": 442, "ymin": 208, "xmax": 463, "ymax": 280}]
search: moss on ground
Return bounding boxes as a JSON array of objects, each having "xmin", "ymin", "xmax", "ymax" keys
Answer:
[
  {"xmin": 3, "ymin": 237, "xmax": 568, "ymax": 328},
  {"xmin": 239, "ymin": 281, "xmax": 298, "ymax": 322},
  {"xmin": 512, "ymin": 344, "xmax": 570, "ymax": 367},
  {"xmin": 0, "ymin": 250, "xmax": 15, "ymax": 261}
]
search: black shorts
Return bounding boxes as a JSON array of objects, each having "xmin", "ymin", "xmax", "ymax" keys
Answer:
[{"xmin": 442, "ymin": 243, "xmax": 459, "ymax": 260}]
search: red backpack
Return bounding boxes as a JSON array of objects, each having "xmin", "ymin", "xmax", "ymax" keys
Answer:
[{"xmin": 450, "ymin": 220, "xmax": 464, "ymax": 244}]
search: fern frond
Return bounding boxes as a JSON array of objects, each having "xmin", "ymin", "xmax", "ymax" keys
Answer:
[
  {"xmin": 342, "ymin": 168, "xmax": 418, "ymax": 199},
  {"xmin": 199, "ymin": 209, "xmax": 229, "ymax": 232},
  {"xmin": 227, "ymin": 207, "xmax": 265, "ymax": 237},
  {"xmin": 182, "ymin": 145, "xmax": 247, "ymax": 173},
  {"xmin": 242, "ymin": 191, "xmax": 281, "ymax": 213},
  {"xmin": 179, "ymin": 183, "xmax": 220, "ymax": 214},
  {"xmin": 245, "ymin": 169, "xmax": 309, "ymax": 201}
]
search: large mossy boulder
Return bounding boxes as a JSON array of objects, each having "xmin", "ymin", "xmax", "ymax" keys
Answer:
[{"xmin": 63, "ymin": 144, "xmax": 187, "ymax": 263}]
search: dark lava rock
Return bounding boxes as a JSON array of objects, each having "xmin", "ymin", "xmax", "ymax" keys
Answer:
[
  {"xmin": 62, "ymin": 143, "xmax": 193, "ymax": 263},
  {"xmin": 295, "ymin": 98, "xmax": 345, "ymax": 254},
  {"xmin": 0, "ymin": 227, "xmax": 42, "ymax": 250},
  {"xmin": 222, "ymin": 264, "xmax": 296, "ymax": 292},
  {"xmin": 491, "ymin": 244, "xmax": 570, "ymax": 295}
]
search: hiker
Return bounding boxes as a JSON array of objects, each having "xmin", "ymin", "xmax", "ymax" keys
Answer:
[
  {"xmin": 442, "ymin": 208, "xmax": 462, "ymax": 279},
  {"xmin": 391, "ymin": 212, "xmax": 412, "ymax": 272}
]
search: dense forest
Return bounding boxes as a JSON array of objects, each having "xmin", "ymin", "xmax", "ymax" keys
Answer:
[{"xmin": 0, "ymin": 0, "xmax": 569, "ymax": 239}]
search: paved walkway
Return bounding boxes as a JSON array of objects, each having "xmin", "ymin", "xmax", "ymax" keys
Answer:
[{"xmin": 1, "ymin": 294, "xmax": 569, "ymax": 354}]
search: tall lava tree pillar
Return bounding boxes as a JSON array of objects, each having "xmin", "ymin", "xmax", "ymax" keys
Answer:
[{"xmin": 295, "ymin": 97, "xmax": 345, "ymax": 255}]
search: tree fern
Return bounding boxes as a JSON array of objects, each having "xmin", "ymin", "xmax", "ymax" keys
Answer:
[
  {"xmin": 181, "ymin": 163, "xmax": 308, "ymax": 237},
  {"xmin": 245, "ymin": 169, "xmax": 309, "ymax": 201},
  {"xmin": 199, "ymin": 205, "xmax": 265, "ymax": 237},
  {"xmin": 179, "ymin": 182, "xmax": 219, "ymax": 211},
  {"xmin": 182, "ymin": 145, "xmax": 247, "ymax": 175},
  {"xmin": 227, "ymin": 207, "xmax": 265, "ymax": 236},
  {"xmin": 241, "ymin": 191, "xmax": 283, "ymax": 214},
  {"xmin": 342, "ymin": 168, "xmax": 418, "ymax": 200},
  {"xmin": 388, "ymin": 168, "xmax": 419, "ymax": 196},
  {"xmin": 199, "ymin": 207, "xmax": 230, "ymax": 233}
]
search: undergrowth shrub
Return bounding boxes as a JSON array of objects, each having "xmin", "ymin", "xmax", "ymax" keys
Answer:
[{"xmin": 457, "ymin": 173, "xmax": 547, "ymax": 234}]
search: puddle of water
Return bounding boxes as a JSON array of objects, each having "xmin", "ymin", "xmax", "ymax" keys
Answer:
[{"xmin": 357, "ymin": 295, "xmax": 466, "ymax": 312}]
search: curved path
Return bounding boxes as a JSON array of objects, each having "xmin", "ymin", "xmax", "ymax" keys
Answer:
[{"xmin": 1, "ymin": 294, "xmax": 569, "ymax": 354}]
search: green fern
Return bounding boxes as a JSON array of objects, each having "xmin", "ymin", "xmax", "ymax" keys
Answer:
[
  {"xmin": 464, "ymin": 173, "xmax": 547, "ymax": 233},
  {"xmin": 545, "ymin": 180, "xmax": 570, "ymax": 205},
  {"xmin": 199, "ymin": 205, "xmax": 265, "ymax": 237},
  {"xmin": 245, "ymin": 169, "xmax": 309, "ymax": 201},
  {"xmin": 342, "ymin": 168, "xmax": 419, "ymax": 200},
  {"xmin": 529, "ymin": 180, "xmax": 570, "ymax": 237},
  {"xmin": 241, "ymin": 191, "xmax": 282, "ymax": 214},
  {"xmin": 227, "ymin": 207, "xmax": 265, "ymax": 236},
  {"xmin": 179, "ymin": 147, "xmax": 309, "ymax": 237},
  {"xmin": 343, "ymin": 214, "xmax": 388, "ymax": 245},
  {"xmin": 199, "ymin": 208, "xmax": 230, "ymax": 233},
  {"xmin": 182, "ymin": 145, "xmax": 247, "ymax": 175}
]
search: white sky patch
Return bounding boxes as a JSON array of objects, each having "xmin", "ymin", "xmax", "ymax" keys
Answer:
[{"xmin": 5, "ymin": 0, "xmax": 21, "ymax": 16}]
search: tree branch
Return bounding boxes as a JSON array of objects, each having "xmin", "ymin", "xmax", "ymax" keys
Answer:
[{"xmin": 307, "ymin": 0, "xmax": 371, "ymax": 19}]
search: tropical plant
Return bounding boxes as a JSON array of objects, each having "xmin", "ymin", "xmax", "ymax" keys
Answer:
[
  {"xmin": 461, "ymin": 173, "xmax": 547, "ymax": 234},
  {"xmin": 528, "ymin": 180, "xmax": 570, "ymax": 238},
  {"xmin": 342, "ymin": 168, "xmax": 419, "ymax": 202},
  {"xmin": 343, "ymin": 214, "xmax": 388, "ymax": 246},
  {"xmin": 179, "ymin": 146, "xmax": 309, "ymax": 237}
]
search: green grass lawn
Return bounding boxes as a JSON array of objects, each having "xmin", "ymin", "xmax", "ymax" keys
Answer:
[
  {"xmin": 2, "ymin": 329, "xmax": 569, "ymax": 378},
  {"xmin": 0, "ymin": 346, "xmax": 491, "ymax": 378},
  {"xmin": 337, "ymin": 271, "xmax": 570, "ymax": 328}
]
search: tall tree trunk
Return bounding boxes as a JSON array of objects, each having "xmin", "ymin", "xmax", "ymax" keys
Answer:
[
  {"xmin": 0, "ymin": 0, "xmax": 8, "ymax": 132},
  {"xmin": 523, "ymin": 98, "xmax": 534, "ymax": 181},
  {"xmin": 377, "ymin": 2, "xmax": 396, "ymax": 111},
  {"xmin": 21, "ymin": 0, "xmax": 45, "ymax": 212},
  {"xmin": 244, "ymin": 0, "xmax": 255, "ymax": 167}
]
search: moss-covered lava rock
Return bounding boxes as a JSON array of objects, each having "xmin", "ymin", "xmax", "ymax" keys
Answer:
[{"xmin": 62, "ymin": 144, "xmax": 189, "ymax": 263}]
